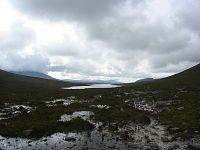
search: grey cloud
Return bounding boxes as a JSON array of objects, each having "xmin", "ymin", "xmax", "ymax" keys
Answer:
[
  {"xmin": 0, "ymin": 20, "xmax": 35, "ymax": 51},
  {"xmin": 0, "ymin": 20, "xmax": 49, "ymax": 73},
  {"xmin": 4, "ymin": 0, "xmax": 200, "ymax": 81},
  {"xmin": 174, "ymin": 1, "xmax": 200, "ymax": 34},
  {"xmin": 9, "ymin": 0, "xmax": 122, "ymax": 21},
  {"xmin": 0, "ymin": 52, "xmax": 49, "ymax": 73},
  {"xmin": 87, "ymin": 18, "xmax": 191, "ymax": 54}
]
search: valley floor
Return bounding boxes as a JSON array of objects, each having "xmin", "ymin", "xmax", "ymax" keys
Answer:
[{"xmin": 0, "ymin": 85, "xmax": 200, "ymax": 150}]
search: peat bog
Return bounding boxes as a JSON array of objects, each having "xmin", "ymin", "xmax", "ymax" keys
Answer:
[{"xmin": 0, "ymin": 64, "xmax": 200, "ymax": 149}]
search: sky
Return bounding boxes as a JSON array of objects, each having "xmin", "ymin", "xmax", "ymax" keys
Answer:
[{"xmin": 0, "ymin": 0, "xmax": 199, "ymax": 82}]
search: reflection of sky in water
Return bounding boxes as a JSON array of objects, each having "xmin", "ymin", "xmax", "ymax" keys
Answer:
[
  {"xmin": 0, "ymin": 118, "xmax": 195, "ymax": 150},
  {"xmin": 62, "ymin": 84, "xmax": 121, "ymax": 90},
  {"xmin": 0, "ymin": 130, "xmax": 128, "ymax": 150}
]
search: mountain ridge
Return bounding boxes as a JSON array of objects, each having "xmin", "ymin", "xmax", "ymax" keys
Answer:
[{"xmin": 11, "ymin": 71, "xmax": 55, "ymax": 80}]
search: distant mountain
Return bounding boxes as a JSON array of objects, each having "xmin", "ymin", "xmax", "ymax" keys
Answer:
[
  {"xmin": 11, "ymin": 71, "xmax": 55, "ymax": 80},
  {"xmin": 135, "ymin": 78, "xmax": 154, "ymax": 83},
  {"xmin": 0, "ymin": 69, "xmax": 79, "ymax": 100},
  {"xmin": 64, "ymin": 79, "xmax": 122, "ymax": 84},
  {"xmin": 130, "ymin": 63, "xmax": 200, "ymax": 88},
  {"xmin": 11, "ymin": 71, "xmax": 122, "ymax": 84}
]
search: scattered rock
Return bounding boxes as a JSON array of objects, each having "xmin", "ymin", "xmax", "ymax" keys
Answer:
[
  {"xmin": 167, "ymin": 143, "xmax": 180, "ymax": 150},
  {"xmin": 150, "ymin": 143, "xmax": 159, "ymax": 150},
  {"xmin": 168, "ymin": 127, "xmax": 180, "ymax": 134},
  {"xmin": 143, "ymin": 145, "xmax": 151, "ymax": 150},
  {"xmin": 177, "ymin": 107, "xmax": 184, "ymax": 111},
  {"xmin": 161, "ymin": 137, "xmax": 170, "ymax": 142}
]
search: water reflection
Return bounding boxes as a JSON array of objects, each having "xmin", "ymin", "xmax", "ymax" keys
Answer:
[{"xmin": 62, "ymin": 84, "xmax": 121, "ymax": 90}]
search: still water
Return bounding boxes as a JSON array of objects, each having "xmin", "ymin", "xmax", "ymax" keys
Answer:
[{"xmin": 62, "ymin": 84, "xmax": 121, "ymax": 90}]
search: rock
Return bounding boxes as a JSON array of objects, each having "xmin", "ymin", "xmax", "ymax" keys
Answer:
[
  {"xmin": 109, "ymin": 123, "xmax": 118, "ymax": 131},
  {"xmin": 143, "ymin": 145, "xmax": 151, "ymax": 150},
  {"xmin": 42, "ymin": 138, "xmax": 47, "ymax": 142},
  {"xmin": 18, "ymin": 106, "xmax": 25, "ymax": 111},
  {"xmin": 167, "ymin": 144, "xmax": 180, "ymax": 150},
  {"xmin": 177, "ymin": 107, "xmax": 184, "ymax": 111},
  {"xmin": 27, "ymin": 140, "xmax": 32, "ymax": 143},
  {"xmin": 23, "ymin": 129, "xmax": 33, "ymax": 137},
  {"xmin": 168, "ymin": 127, "xmax": 180, "ymax": 134},
  {"xmin": 108, "ymin": 145, "xmax": 116, "ymax": 149},
  {"xmin": 161, "ymin": 137, "xmax": 170, "ymax": 142},
  {"xmin": 120, "ymin": 131, "xmax": 129, "ymax": 140},
  {"xmin": 149, "ymin": 143, "xmax": 159, "ymax": 150},
  {"xmin": 146, "ymin": 138, "xmax": 152, "ymax": 143},
  {"xmin": 64, "ymin": 137, "xmax": 76, "ymax": 142}
]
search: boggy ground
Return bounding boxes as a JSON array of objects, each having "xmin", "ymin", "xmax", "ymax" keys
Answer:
[{"xmin": 0, "ymin": 84, "xmax": 200, "ymax": 150}]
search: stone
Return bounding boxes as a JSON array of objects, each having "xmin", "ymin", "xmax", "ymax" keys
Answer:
[
  {"xmin": 168, "ymin": 127, "xmax": 180, "ymax": 133},
  {"xmin": 177, "ymin": 107, "xmax": 184, "ymax": 111},
  {"xmin": 149, "ymin": 143, "xmax": 160, "ymax": 150},
  {"xmin": 161, "ymin": 137, "xmax": 170, "ymax": 142},
  {"xmin": 167, "ymin": 144, "xmax": 180, "ymax": 150}
]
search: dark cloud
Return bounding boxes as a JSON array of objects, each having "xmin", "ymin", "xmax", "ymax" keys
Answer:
[
  {"xmin": 9, "ymin": 0, "xmax": 122, "ymax": 21},
  {"xmin": 174, "ymin": 1, "xmax": 200, "ymax": 34},
  {"xmin": 2, "ymin": 0, "xmax": 200, "ymax": 81}
]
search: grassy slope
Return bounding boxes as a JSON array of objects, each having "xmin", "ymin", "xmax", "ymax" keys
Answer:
[
  {"xmin": 136, "ymin": 63, "xmax": 200, "ymax": 89},
  {"xmin": 125, "ymin": 64, "xmax": 200, "ymax": 135},
  {"xmin": 0, "ymin": 64, "xmax": 199, "ymax": 138},
  {"xmin": 0, "ymin": 69, "xmax": 79, "ymax": 102},
  {"xmin": 0, "ymin": 70, "xmax": 150, "ymax": 138}
]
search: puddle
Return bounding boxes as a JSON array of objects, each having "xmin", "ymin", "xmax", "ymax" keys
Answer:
[
  {"xmin": 116, "ymin": 118, "xmax": 194, "ymax": 149},
  {"xmin": 59, "ymin": 111, "xmax": 94, "ymax": 122},
  {"xmin": 0, "ymin": 118, "xmax": 198, "ymax": 150},
  {"xmin": 0, "ymin": 129, "xmax": 130, "ymax": 150},
  {"xmin": 62, "ymin": 84, "xmax": 121, "ymax": 90}
]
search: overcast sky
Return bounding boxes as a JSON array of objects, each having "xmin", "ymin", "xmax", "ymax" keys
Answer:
[{"xmin": 0, "ymin": 0, "xmax": 199, "ymax": 82}]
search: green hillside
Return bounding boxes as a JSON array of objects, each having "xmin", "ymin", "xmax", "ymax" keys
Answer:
[
  {"xmin": 0, "ymin": 69, "xmax": 79, "ymax": 102},
  {"xmin": 126, "ymin": 63, "xmax": 200, "ymax": 90},
  {"xmin": 0, "ymin": 64, "xmax": 199, "ymax": 140},
  {"xmin": 124, "ymin": 64, "xmax": 200, "ymax": 136}
]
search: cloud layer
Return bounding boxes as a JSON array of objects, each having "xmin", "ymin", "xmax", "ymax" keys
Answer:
[{"xmin": 0, "ymin": 0, "xmax": 199, "ymax": 82}]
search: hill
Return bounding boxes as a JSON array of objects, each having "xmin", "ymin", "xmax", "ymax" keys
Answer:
[
  {"xmin": 128, "ymin": 63, "xmax": 200, "ymax": 90},
  {"xmin": 11, "ymin": 71, "xmax": 55, "ymax": 80},
  {"xmin": 135, "ymin": 78, "xmax": 154, "ymax": 83},
  {"xmin": 0, "ymin": 69, "xmax": 79, "ymax": 102},
  {"xmin": 0, "ymin": 64, "xmax": 199, "ymax": 144},
  {"xmin": 123, "ymin": 63, "xmax": 200, "ymax": 136}
]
